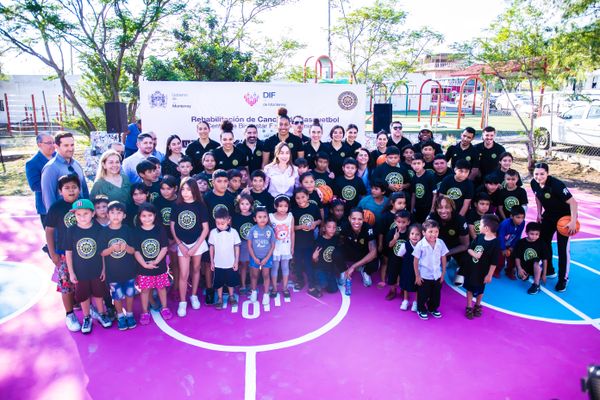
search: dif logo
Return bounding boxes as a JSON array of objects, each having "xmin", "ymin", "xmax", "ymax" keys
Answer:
[{"xmin": 263, "ymin": 91, "xmax": 276, "ymax": 98}]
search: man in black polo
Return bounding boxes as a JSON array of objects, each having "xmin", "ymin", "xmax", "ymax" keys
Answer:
[
  {"xmin": 236, "ymin": 125, "xmax": 265, "ymax": 174},
  {"xmin": 387, "ymin": 121, "xmax": 411, "ymax": 151},
  {"xmin": 475, "ymin": 126, "xmax": 506, "ymax": 183},
  {"xmin": 445, "ymin": 127, "xmax": 480, "ymax": 180}
]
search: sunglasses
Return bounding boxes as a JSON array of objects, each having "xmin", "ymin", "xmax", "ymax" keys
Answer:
[
  {"xmin": 393, "ymin": 126, "xmax": 403, "ymax": 130},
  {"xmin": 293, "ymin": 121, "xmax": 304, "ymax": 125}
]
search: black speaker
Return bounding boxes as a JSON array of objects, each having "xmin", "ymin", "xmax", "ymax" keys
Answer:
[
  {"xmin": 104, "ymin": 102, "xmax": 128, "ymax": 133},
  {"xmin": 373, "ymin": 103, "xmax": 393, "ymax": 133}
]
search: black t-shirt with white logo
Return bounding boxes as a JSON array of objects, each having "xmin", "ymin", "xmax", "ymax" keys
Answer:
[
  {"xmin": 465, "ymin": 234, "xmax": 500, "ymax": 286},
  {"xmin": 292, "ymin": 203, "xmax": 322, "ymax": 249},
  {"xmin": 386, "ymin": 227, "xmax": 409, "ymax": 266},
  {"xmin": 333, "ymin": 175, "xmax": 367, "ymax": 214},
  {"xmin": 515, "ymin": 237, "xmax": 550, "ymax": 273},
  {"xmin": 171, "ymin": 201, "xmax": 209, "ymax": 244},
  {"xmin": 530, "ymin": 176, "xmax": 572, "ymax": 219},
  {"xmin": 46, "ymin": 199, "xmax": 77, "ymax": 252},
  {"xmin": 438, "ymin": 175, "xmax": 474, "ymax": 212},
  {"xmin": 236, "ymin": 140, "xmax": 266, "ymax": 174},
  {"xmin": 100, "ymin": 225, "xmax": 137, "ymax": 283},
  {"xmin": 312, "ymin": 170, "xmax": 334, "ymax": 188},
  {"xmin": 427, "ymin": 212, "xmax": 469, "ymax": 250},
  {"xmin": 445, "ymin": 143, "xmax": 481, "ymax": 169},
  {"xmin": 476, "ymin": 142, "xmax": 506, "ymax": 179},
  {"xmin": 203, "ymin": 190, "xmax": 236, "ymax": 228},
  {"xmin": 232, "ymin": 213, "xmax": 254, "ymax": 242},
  {"xmin": 302, "ymin": 141, "xmax": 332, "ymax": 170},
  {"xmin": 371, "ymin": 163, "xmax": 411, "ymax": 190},
  {"xmin": 498, "ymin": 186, "xmax": 528, "ymax": 214},
  {"xmin": 133, "ymin": 225, "xmax": 169, "ymax": 276},
  {"xmin": 65, "ymin": 222, "xmax": 104, "ymax": 280},
  {"xmin": 466, "ymin": 209, "xmax": 485, "ymax": 235},
  {"xmin": 145, "ymin": 181, "xmax": 161, "ymax": 203},
  {"xmin": 411, "ymin": 170, "xmax": 436, "ymax": 211},
  {"xmin": 329, "ymin": 142, "xmax": 353, "ymax": 177},
  {"xmin": 153, "ymin": 195, "xmax": 177, "ymax": 239},
  {"xmin": 314, "ymin": 235, "xmax": 339, "ymax": 270},
  {"xmin": 263, "ymin": 134, "xmax": 304, "ymax": 162},
  {"xmin": 213, "ymin": 146, "xmax": 249, "ymax": 171},
  {"xmin": 250, "ymin": 189, "xmax": 275, "ymax": 213}
]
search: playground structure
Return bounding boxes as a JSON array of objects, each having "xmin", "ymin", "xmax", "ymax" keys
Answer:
[
  {"xmin": 303, "ymin": 55, "xmax": 334, "ymax": 83},
  {"xmin": 1, "ymin": 92, "xmax": 70, "ymax": 135}
]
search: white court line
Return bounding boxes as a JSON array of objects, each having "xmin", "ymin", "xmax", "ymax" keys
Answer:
[
  {"xmin": 0, "ymin": 262, "xmax": 50, "ymax": 325},
  {"xmin": 245, "ymin": 351, "xmax": 256, "ymax": 400},
  {"xmin": 553, "ymin": 255, "xmax": 600, "ymax": 277},
  {"xmin": 578, "ymin": 210, "xmax": 600, "ymax": 223}
]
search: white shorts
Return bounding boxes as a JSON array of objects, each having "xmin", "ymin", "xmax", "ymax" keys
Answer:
[{"xmin": 177, "ymin": 239, "xmax": 208, "ymax": 257}]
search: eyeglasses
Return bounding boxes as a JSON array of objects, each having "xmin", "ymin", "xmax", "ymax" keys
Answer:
[
  {"xmin": 293, "ymin": 121, "xmax": 303, "ymax": 125},
  {"xmin": 393, "ymin": 126, "xmax": 402, "ymax": 130}
]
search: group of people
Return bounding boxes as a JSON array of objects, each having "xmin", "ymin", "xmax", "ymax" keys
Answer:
[{"xmin": 24, "ymin": 107, "xmax": 578, "ymax": 334}]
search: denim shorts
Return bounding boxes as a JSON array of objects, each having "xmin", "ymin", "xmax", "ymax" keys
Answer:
[
  {"xmin": 109, "ymin": 279, "xmax": 137, "ymax": 300},
  {"xmin": 249, "ymin": 256, "xmax": 273, "ymax": 269}
]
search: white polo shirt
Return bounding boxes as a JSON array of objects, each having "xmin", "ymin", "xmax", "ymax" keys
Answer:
[
  {"xmin": 412, "ymin": 237, "xmax": 449, "ymax": 280},
  {"xmin": 208, "ymin": 227, "xmax": 241, "ymax": 269}
]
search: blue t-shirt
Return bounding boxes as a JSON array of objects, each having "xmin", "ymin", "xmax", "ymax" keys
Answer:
[
  {"xmin": 248, "ymin": 225, "xmax": 276, "ymax": 259},
  {"xmin": 125, "ymin": 123, "xmax": 141, "ymax": 150}
]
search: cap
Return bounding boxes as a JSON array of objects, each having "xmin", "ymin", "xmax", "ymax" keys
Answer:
[
  {"xmin": 71, "ymin": 199, "xmax": 94, "ymax": 212},
  {"xmin": 420, "ymin": 127, "xmax": 433, "ymax": 134}
]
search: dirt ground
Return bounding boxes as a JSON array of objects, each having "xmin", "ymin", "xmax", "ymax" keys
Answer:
[{"xmin": 513, "ymin": 157, "xmax": 600, "ymax": 195}]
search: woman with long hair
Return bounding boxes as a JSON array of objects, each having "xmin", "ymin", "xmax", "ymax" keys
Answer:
[
  {"xmin": 264, "ymin": 142, "xmax": 299, "ymax": 198},
  {"xmin": 161, "ymin": 134, "xmax": 184, "ymax": 179},
  {"xmin": 90, "ymin": 149, "xmax": 132, "ymax": 207}
]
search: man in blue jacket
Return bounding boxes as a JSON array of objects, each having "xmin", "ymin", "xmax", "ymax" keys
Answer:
[{"xmin": 25, "ymin": 133, "xmax": 56, "ymax": 226}]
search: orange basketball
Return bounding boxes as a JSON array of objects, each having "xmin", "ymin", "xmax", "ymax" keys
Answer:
[
  {"xmin": 363, "ymin": 209, "xmax": 376, "ymax": 226},
  {"xmin": 316, "ymin": 184, "xmax": 333, "ymax": 204},
  {"xmin": 376, "ymin": 154, "xmax": 387, "ymax": 166},
  {"xmin": 556, "ymin": 216, "xmax": 580, "ymax": 237}
]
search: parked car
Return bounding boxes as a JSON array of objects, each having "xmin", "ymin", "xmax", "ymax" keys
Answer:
[
  {"xmin": 494, "ymin": 93, "xmax": 538, "ymax": 117},
  {"xmin": 534, "ymin": 102, "xmax": 600, "ymax": 149}
]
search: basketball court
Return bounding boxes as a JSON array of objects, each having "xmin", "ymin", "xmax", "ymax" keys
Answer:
[{"xmin": 0, "ymin": 189, "xmax": 599, "ymax": 399}]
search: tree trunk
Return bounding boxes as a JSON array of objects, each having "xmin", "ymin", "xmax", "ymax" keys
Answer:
[{"xmin": 58, "ymin": 72, "xmax": 96, "ymax": 133}]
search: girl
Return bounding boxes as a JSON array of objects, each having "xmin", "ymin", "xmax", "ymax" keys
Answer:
[
  {"xmin": 495, "ymin": 152, "xmax": 523, "ymax": 187},
  {"xmin": 133, "ymin": 203, "xmax": 172, "ymax": 325},
  {"xmin": 398, "ymin": 224, "xmax": 422, "ymax": 311},
  {"xmin": 384, "ymin": 210, "xmax": 411, "ymax": 300},
  {"xmin": 328, "ymin": 125, "xmax": 352, "ymax": 177},
  {"xmin": 355, "ymin": 148, "xmax": 372, "ymax": 193},
  {"xmin": 185, "ymin": 120, "xmax": 219, "ymax": 174},
  {"xmin": 377, "ymin": 192, "xmax": 409, "ymax": 287},
  {"xmin": 161, "ymin": 134, "xmax": 183, "ymax": 179},
  {"xmin": 200, "ymin": 151, "xmax": 216, "ymax": 179},
  {"xmin": 369, "ymin": 131, "xmax": 388, "ymax": 169},
  {"xmin": 170, "ymin": 177, "xmax": 210, "ymax": 317},
  {"xmin": 344, "ymin": 124, "xmax": 363, "ymax": 155},
  {"xmin": 401, "ymin": 145, "xmax": 416, "ymax": 178},
  {"xmin": 154, "ymin": 175, "xmax": 179, "ymax": 296},
  {"xmin": 264, "ymin": 142, "xmax": 299, "ymax": 198},
  {"xmin": 233, "ymin": 193, "xmax": 254, "ymax": 295},
  {"xmin": 126, "ymin": 183, "xmax": 149, "ymax": 227},
  {"xmin": 329, "ymin": 199, "xmax": 345, "ymax": 234},
  {"xmin": 298, "ymin": 172, "xmax": 324, "ymax": 221},
  {"xmin": 269, "ymin": 196, "xmax": 295, "ymax": 300},
  {"xmin": 302, "ymin": 119, "xmax": 332, "ymax": 169},
  {"xmin": 340, "ymin": 208, "xmax": 378, "ymax": 294},
  {"xmin": 247, "ymin": 206, "xmax": 276, "ymax": 303}
]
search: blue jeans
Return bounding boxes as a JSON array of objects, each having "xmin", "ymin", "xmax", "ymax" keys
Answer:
[
  {"xmin": 316, "ymin": 269, "xmax": 338, "ymax": 293},
  {"xmin": 295, "ymin": 247, "xmax": 316, "ymax": 288}
]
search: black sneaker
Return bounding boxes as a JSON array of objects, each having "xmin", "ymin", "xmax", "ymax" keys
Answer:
[
  {"xmin": 527, "ymin": 283, "xmax": 540, "ymax": 295},
  {"xmin": 430, "ymin": 310, "xmax": 442, "ymax": 319},
  {"xmin": 418, "ymin": 311, "xmax": 429, "ymax": 320},
  {"xmin": 555, "ymin": 279, "xmax": 568, "ymax": 292},
  {"xmin": 205, "ymin": 289, "xmax": 215, "ymax": 305},
  {"xmin": 81, "ymin": 316, "xmax": 92, "ymax": 334}
]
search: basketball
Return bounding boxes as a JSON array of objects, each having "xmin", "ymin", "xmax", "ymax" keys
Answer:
[
  {"xmin": 556, "ymin": 216, "xmax": 580, "ymax": 236},
  {"xmin": 316, "ymin": 184, "xmax": 333, "ymax": 204},
  {"xmin": 363, "ymin": 209, "xmax": 376, "ymax": 226},
  {"xmin": 505, "ymin": 249, "xmax": 511, "ymax": 257},
  {"xmin": 376, "ymin": 154, "xmax": 387, "ymax": 166}
]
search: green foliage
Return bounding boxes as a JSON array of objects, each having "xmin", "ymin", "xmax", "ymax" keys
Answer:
[{"xmin": 63, "ymin": 113, "xmax": 106, "ymax": 135}]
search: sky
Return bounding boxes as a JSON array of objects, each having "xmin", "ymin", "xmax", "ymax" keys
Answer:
[{"xmin": 2, "ymin": 0, "xmax": 508, "ymax": 75}]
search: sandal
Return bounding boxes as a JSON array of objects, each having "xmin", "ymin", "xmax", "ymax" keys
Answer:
[
  {"xmin": 385, "ymin": 289, "xmax": 397, "ymax": 301},
  {"xmin": 474, "ymin": 305, "xmax": 482, "ymax": 318},
  {"xmin": 465, "ymin": 307, "xmax": 474, "ymax": 320},
  {"xmin": 269, "ymin": 288, "xmax": 277, "ymax": 298}
]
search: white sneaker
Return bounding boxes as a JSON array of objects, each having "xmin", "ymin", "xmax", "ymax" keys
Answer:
[
  {"xmin": 262, "ymin": 293, "xmax": 270, "ymax": 306},
  {"xmin": 177, "ymin": 301, "xmax": 187, "ymax": 317},
  {"xmin": 65, "ymin": 313, "xmax": 81, "ymax": 332},
  {"xmin": 250, "ymin": 290, "xmax": 258, "ymax": 303},
  {"xmin": 190, "ymin": 295, "xmax": 201, "ymax": 310},
  {"xmin": 90, "ymin": 304, "xmax": 101, "ymax": 321},
  {"xmin": 360, "ymin": 270, "xmax": 372, "ymax": 287},
  {"xmin": 411, "ymin": 301, "xmax": 418, "ymax": 312},
  {"xmin": 454, "ymin": 274, "xmax": 464, "ymax": 287},
  {"xmin": 400, "ymin": 300, "xmax": 409, "ymax": 311}
]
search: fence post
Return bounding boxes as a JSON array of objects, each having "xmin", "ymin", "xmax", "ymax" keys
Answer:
[
  {"xmin": 58, "ymin": 95, "xmax": 63, "ymax": 128},
  {"xmin": 31, "ymin": 94, "xmax": 38, "ymax": 135},
  {"xmin": 4, "ymin": 93, "xmax": 12, "ymax": 135}
]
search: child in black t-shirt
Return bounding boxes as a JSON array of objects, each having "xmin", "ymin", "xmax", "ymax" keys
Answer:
[
  {"xmin": 154, "ymin": 175, "xmax": 179, "ymax": 293},
  {"xmin": 227, "ymin": 169, "xmax": 243, "ymax": 196},
  {"xmin": 177, "ymin": 156, "xmax": 193, "ymax": 183},
  {"xmin": 333, "ymin": 158, "xmax": 367, "ymax": 215},
  {"xmin": 65, "ymin": 199, "xmax": 112, "ymax": 334},
  {"xmin": 410, "ymin": 153, "xmax": 436, "ymax": 223},
  {"xmin": 384, "ymin": 211, "xmax": 411, "ymax": 301},
  {"xmin": 292, "ymin": 188, "xmax": 322, "ymax": 297},
  {"xmin": 312, "ymin": 152, "xmax": 334, "ymax": 188},
  {"xmin": 398, "ymin": 223, "xmax": 423, "ymax": 312},
  {"xmin": 464, "ymin": 214, "xmax": 500, "ymax": 319},
  {"xmin": 329, "ymin": 199, "xmax": 345, "ymax": 235},
  {"xmin": 133, "ymin": 203, "xmax": 172, "ymax": 325},
  {"xmin": 515, "ymin": 222, "xmax": 549, "ymax": 295},
  {"xmin": 466, "ymin": 192, "xmax": 492, "ymax": 239},
  {"xmin": 436, "ymin": 159, "xmax": 474, "ymax": 217},
  {"xmin": 247, "ymin": 170, "xmax": 275, "ymax": 213},
  {"xmin": 312, "ymin": 219, "xmax": 340, "ymax": 294},
  {"xmin": 498, "ymin": 169, "xmax": 528, "ymax": 220},
  {"xmin": 45, "ymin": 174, "xmax": 81, "ymax": 332},
  {"xmin": 298, "ymin": 172, "xmax": 325, "ymax": 221},
  {"xmin": 294, "ymin": 157, "xmax": 310, "ymax": 178},
  {"xmin": 136, "ymin": 160, "xmax": 161, "ymax": 202},
  {"xmin": 127, "ymin": 183, "xmax": 149, "ymax": 227},
  {"xmin": 100, "ymin": 201, "xmax": 137, "ymax": 330}
]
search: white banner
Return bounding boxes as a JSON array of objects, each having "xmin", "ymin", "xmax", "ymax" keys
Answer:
[{"xmin": 139, "ymin": 81, "xmax": 367, "ymax": 152}]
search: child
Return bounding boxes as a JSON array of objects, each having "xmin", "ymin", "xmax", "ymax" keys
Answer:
[
  {"xmin": 496, "ymin": 205, "xmax": 526, "ymax": 279},
  {"xmin": 312, "ymin": 152, "xmax": 334, "ymax": 188},
  {"xmin": 269, "ymin": 195, "xmax": 295, "ymax": 302},
  {"xmin": 247, "ymin": 206, "xmax": 276, "ymax": 302},
  {"xmin": 436, "ymin": 159, "xmax": 474, "ymax": 217},
  {"xmin": 239, "ymin": 168, "xmax": 249, "ymax": 189},
  {"xmin": 401, "ymin": 145, "xmax": 415, "ymax": 176},
  {"xmin": 208, "ymin": 208, "xmax": 241, "ymax": 310},
  {"xmin": 358, "ymin": 180, "xmax": 389, "ymax": 228},
  {"xmin": 413, "ymin": 219, "xmax": 449, "ymax": 320},
  {"xmin": 515, "ymin": 222, "xmax": 549, "ymax": 294},
  {"xmin": 329, "ymin": 199, "xmax": 345, "ymax": 234},
  {"xmin": 312, "ymin": 219, "xmax": 340, "ymax": 294},
  {"xmin": 93, "ymin": 195, "xmax": 110, "ymax": 226},
  {"xmin": 65, "ymin": 199, "xmax": 112, "ymax": 333},
  {"xmin": 384, "ymin": 211, "xmax": 411, "ymax": 300},
  {"xmin": 398, "ymin": 224, "xmax": 422, "ymax": 311},
  {"xmin": 333, "ymin": 158, "xmax": 367, "ymax": 215},
  {"xmin": 464, "ymin": 214, "xmax": 501, "ymax": 319},
  {"xmin": 298, "ymin": 172, "xmax": 324, "ymax": 221},
  {"xmin": 498, "ymin": 169, "xmax": 528, "ymax": 219},
  {"xmin": 147, "ymin": 156, "xmax": 162, "ymax": 180},
  {"xmin": 133, "ymin": 202, "xmax": 172, "ymax": 325},
  {"xmin": 377, "ymin": 191, "xmax": 409, "ymax": 287},
  {"xmin": 371, "ymin": 146, "xmax": 411, "ymax": 194},
  {"xmin": 291, "ymin": 188, "xmax": 322, "ymax": 296},
  {"xmin": 420, "ymin": 141, "xmax": 437, "ymax": 172},
  {"xmin": 294, "ymin": 157, "xmax": 310, "ymax": 178},
  {"xmin": 136, "ymin": 160, "xmax": 161, "ymax": 202},
  {"xmin": 127, "ymin": 183, "xmax": 149, "ymax": 227},
  {"xmin": 232, "ymin": 193, "xmax": 254, "ymax": 295},
  {"xmin": 410, "ymin": 153, "xmax": 436, "ymax": 223},
  {"xmin": 45, "ymin": 174, "xmax": 81, "ymax": 332},
  {"xmin": 466, "ymin": 193, "xmax": 492, "ymax": 240},
  {"xmin": 194, "ymin": 174, "xmax": 210, "ymax": 195},
  {"xmin": 475, "ymin": 174, "xmax": 503, "ymax": 214},
  {"xmin": 204, "ymin": 170, "xmax": 236, "ymax": 228},
  {"xmin": 177, "ymin": 156, "xmax": 193, "ymax": 183},
  {"xmin": 432, "ymin": 154, "xmax": 454, "ymax": 187},
  {"xmin": 494, "ymin": 152, "xmax": 523, "ymax": 187},
  {"xmin": 100, "ymin": 201, "xmax": 137, "ymax": 330},
  {"xmin": 153, "ymin": 175, "xmax": 179, "ymax": 294},
  {"xmin": 248, "ymin": 170, "xmax": 275, "ymax": 213},
  {"xmin": 228, "ymin": 169, "xmax": 243, "ymax": 196},
  {"xmin": 170, "ymin": 177, "xmax": 210, "ymax": 316}
]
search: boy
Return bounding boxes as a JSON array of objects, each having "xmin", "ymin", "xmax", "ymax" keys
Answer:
[
  {"xmin": 371, "ymin": 146, "xmax": 411, "ymax": 193},
  {"xmin": 247, "ymin": 206, "xmax": 277, "ymax": 302},
  {"xmin": 464, "ymin": 214, "xmax": 501, "ymax": 319},
  {"xmin": 93, "ymin": 194, "xmax": 110, "ymax": 226},
  {"xmin": 136, "ymin": 160, "xmax": 161, "ymax": 202},
  {"xmin": 420, "ymin": 141, "xmax": 436, "ymax": 172},
  {"xmin": 294, "ymin": 157, "xmax": 310, "ymax": 178},
  {"xmin": 45, "ymin": 174, "xmax": 81, "ymax": 332},
  {"xmin": 312, "ymin": 219, "xmax": 341, "ymax": 294},
  {"xmin": 203, "ymin": 169, "xmax": 236, "ymax": 228},
  {"xmin": 312, "ymin": 151, "xmax": 334, "ymax": 188},
  {"xmin": 65, "ymin": 199, "xmax": 112, "ymax": 333},
  {"xmin": 466, "ymin": 193, "xmax": 492, "ymax": 240},
  {"xmin": 384, "ymin": 210, "xmax": 411, "ymax": 300},
  {"xmin": 228, "ymin": 169, "xmax": 243, "ymax": 196},
  {"xmin": 147, "ymin": 156, "xmax": 162, "ymax": 180},
  {"xmin": 333, "ymin": 158, "xmax": 367, "ymax": 215},
  {"xmin": 498, "ymin": 169, "xmax": 528, "ymax": 220},
  {"xmin": 208, "ymin": 208, "xmax": 241, "ymax": 310},
  {"xmin": 436, "ymin": 159, "xmax": 474, "ymax": 217},
  {"xmin": 358, "ymin": 180, "xmax": 389, "ymax": 227},
  {"xmin": 475, "ymin": 174, "xmax": 503, "ymax": 214},
  {"xmin": 126, "ymin": 183, "xmax": 149, "ymax": 227},
  {"xmin": 177, "ymin": 156, "xmax": 194, "ymax": 182},
  {"xmin": 413, "ymin": 219, "xmax": 448, "ymax": 320},
  {"xmin": 410, "ymin": 153, "xmax": 436, "ymax": 223},
  {"xmin": 100, "ymin": 201, "xmax": 137, "ymax": 330},
  {"xmin": 432, "ymin": 154, "xmax": 453, "ymax": 187},
  {"xmin": 515, "ymin": 222, "xmax": 549, "ymax": 294},
  {"xmin": 248, "ymin": 170, "xmax": 275, "ymax": 213},
  {"xmin": 497, "ymin": 205, "xmax": 526, "ymax": 279}
]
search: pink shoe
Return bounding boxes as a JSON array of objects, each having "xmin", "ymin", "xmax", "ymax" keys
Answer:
[
  {"xmin": 140, "ymin": 312, "xmax": 151, "ymax": 325},
  {"xmin": 160, "ymin": 308, "xmax": 173, "ymax": 320}
]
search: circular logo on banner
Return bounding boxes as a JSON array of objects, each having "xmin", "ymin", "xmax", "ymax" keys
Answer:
[
  {"xmin": 342, "ymin": 186, "xmax": 356, "ymax": 201},
  {"xmin": 161, "ymin": 208, "xmax": 172, "ymax": 225},
  {"xmin": 239, "ymin": 222, "xmax": 253, "ymax": 240},
  {"xmin": 415, "ymin": 183, "xmax": 425, "ymax": 199},
  {"xmin": 299, "ymin": 214, "xmax": 314, "ymax": 227},
  {"xmin": 212, "ymin": 204, "xmax": 228, "ymax": 219},
  {"xmin": 315, "ymin": 179, "xmax": 326, "ymax": 187},
  {"xmin": 472, "ymin": 245, "xmax": 484, "ymax": 263},
  {"xmin": 178, "ymin": 210, "xmax": 196, "ymax": 230},
  {"xmin": 232, "ymin": 160, "xmax": 239, "ymax": 166},
  {"xmin": 323, "ymin": 246, "xmax": 335, "ymax": 262},
  {"xmin": 76, "ymin": 238, "xmax": 96, "ymax": 259},
  {"xmin": 108, "ymin": 238, "xmax": 126, "ymax": 259},
  {"xmin": 504, "ymin": 196, "xmax": 519, "ymax": 211},
  {"xmin": 524, "ymin": 248, "xmax": 539, "ymax": 262},
  {"xmin": 141, "ymin": 238, "xmax": 160, "ymax": 259},
  {"xmin": 447, "ymin": 187, "xmax": 463, "ymax": 200},
  {"xmin": 385, "ymin": 172, "xmax": 404, "ymax": 185},
  {"xmin": 338, "ymin": 91, "xmax": 359, "ymax": 110},
  {"xmin": 63, "ymin": 212, "xmax": 77, "ymax": 228}
]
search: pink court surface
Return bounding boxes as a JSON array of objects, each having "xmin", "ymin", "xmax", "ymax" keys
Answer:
[{"xmin": 0, "ymin": 189, "xmax": 599, "ymax": 400}]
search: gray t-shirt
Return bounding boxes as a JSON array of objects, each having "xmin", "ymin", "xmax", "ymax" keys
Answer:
[{"xmin": 248, "ymin": 225, "xmax": 276, "ymax": 259}]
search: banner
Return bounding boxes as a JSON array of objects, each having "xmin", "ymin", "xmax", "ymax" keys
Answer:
[{"xmin": 139, "ymin": 81, "xmax": 367, "ymax": 152}]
